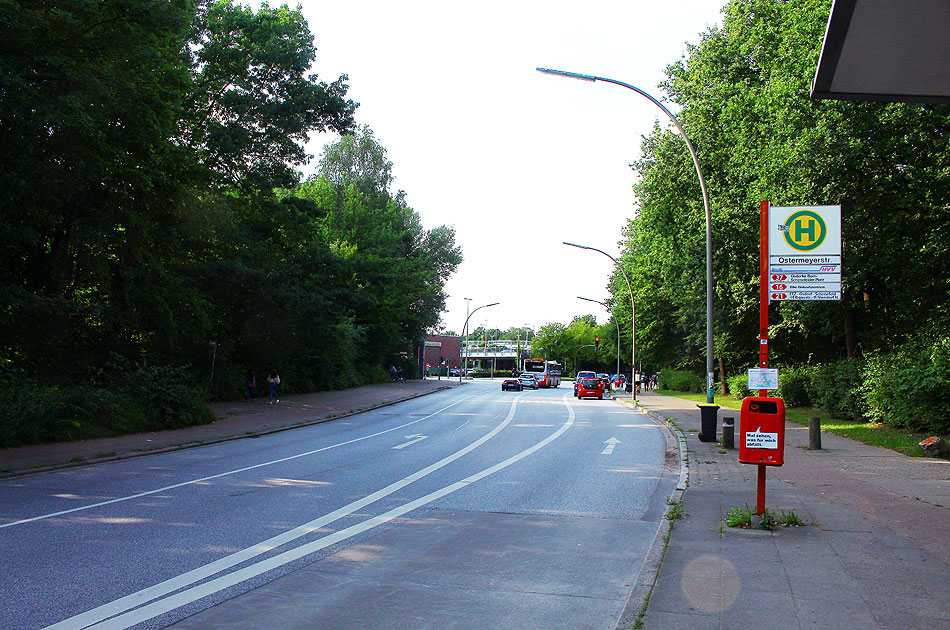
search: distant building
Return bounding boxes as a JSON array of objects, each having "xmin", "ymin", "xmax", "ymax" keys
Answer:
[{"xmin": 418, "ymin": 335, "xmax": 461, "ymax": 375}]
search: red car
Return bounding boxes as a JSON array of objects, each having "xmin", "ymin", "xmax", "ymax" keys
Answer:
[{"xmin": 576, "ymin": 377, "xmax": 604, "ymax": 400}]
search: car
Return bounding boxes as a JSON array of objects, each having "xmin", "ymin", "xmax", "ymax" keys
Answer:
[
  {"xmin": 518, "ymin": 374, "xmax": 539, "ymax": 390},
  {"xmin": 576, "ymin": 377, "xmax": 604, "ymax": 400},
  {"xmin": 573, "ymin": 371, "xmax": 596, "ymax": 396},
  {"xmin": 501, "ymin": 378, "xmax": 522, "ymax": 391},
  {"xmin": 449, "ymin": 368, "xmax": 462, "ymax": 377},
  {"xmin": 597, "ymin": 373, "xmax": 611, "ymax": 388}
]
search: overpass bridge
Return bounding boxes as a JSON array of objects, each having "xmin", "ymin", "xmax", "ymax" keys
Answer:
[{"xmin": 463, "ymin": 339, "xmax": 531, "ymax": 360}]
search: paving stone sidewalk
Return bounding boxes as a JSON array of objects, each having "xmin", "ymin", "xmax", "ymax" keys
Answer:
[
  {"xmin": 617, "ymin": 390, "xmax": 950, "ymax": 630},
  {"xmin": 0, "ymin": 378, "xmax": 457, "ymax": 477}
]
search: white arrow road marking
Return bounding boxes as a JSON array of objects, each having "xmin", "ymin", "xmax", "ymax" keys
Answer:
[
  {"xmin": 392, "ymin": 434, "xmax": 429, "ymax": 449},
  {"xmin": 48, "ymin": 395, "xmax": 575, "ymax": 630},
  {"xmin": 601, "ymin": 437, "xmax": 621, "ymax": 455}
]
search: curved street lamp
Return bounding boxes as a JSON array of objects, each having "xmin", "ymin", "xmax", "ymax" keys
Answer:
[
  {"xmin": 578, "ymin": 296, "xmax": 620, "ymax": 382},
  {"xmin": 564, "ymin": 242, "xmax": 636, "ymax": 401},
  {"xmin": 539, "ymin": 67, "xmax": 715, "ymax": 403},
  {"xmin": 459, "ymin": 302, "xmax": 500, "ymax": 383}
]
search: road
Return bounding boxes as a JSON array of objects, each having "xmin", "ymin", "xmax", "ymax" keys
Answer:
[{"xmin": 0, "ymin": 379, "xmax": 677, "ymax": 630}]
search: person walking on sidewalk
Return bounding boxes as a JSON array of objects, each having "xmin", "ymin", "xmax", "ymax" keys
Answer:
[
  {"xmin": 245, "ymin": 370, "xmax": 256, "ymax": 400},
  {"xmin": 267, "ymin": 369, "xmax": 280, "ymax": 404}
]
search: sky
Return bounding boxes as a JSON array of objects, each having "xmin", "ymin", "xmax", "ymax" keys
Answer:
[{"xmin": 293, "ymin": 0, "xmax": 726, "ymax": 335}]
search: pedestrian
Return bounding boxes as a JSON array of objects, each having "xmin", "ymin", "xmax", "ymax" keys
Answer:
[
  {"xmin": 267, "ymin": 369, "xmax": 280, "ymax": 404},
  {"xmin": 245, "ymin": 370, "xmax": 256, "ymax": 400}
]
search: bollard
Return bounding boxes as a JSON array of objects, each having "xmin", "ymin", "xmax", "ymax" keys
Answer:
[
  {"xmin": 808, "ymin": 417, "xmax": 822, "ymax": 450},
  {"xmin": 722, "ymin": 417, "xmax": 735, "ymax": 449}
]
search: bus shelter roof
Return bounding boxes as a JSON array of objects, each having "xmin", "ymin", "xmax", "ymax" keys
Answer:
[{"xmin": 811, "ymin": 0, "xmax": 950, "ymax": 104}]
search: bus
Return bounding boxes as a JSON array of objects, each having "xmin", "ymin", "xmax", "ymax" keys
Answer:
[{"xmin": 521, "ymin": 358, "xmax": 562, "ymax": 388}]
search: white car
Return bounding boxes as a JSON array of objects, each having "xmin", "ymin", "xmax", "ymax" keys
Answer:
[{"xmin": 518, "ymin": 374, "xmax": 539, "ymax": 390}]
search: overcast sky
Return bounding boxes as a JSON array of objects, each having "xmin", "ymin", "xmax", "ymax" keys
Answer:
[{"xmin": 294, "ymin": 0, "xmax": 726, "ymax": 335}]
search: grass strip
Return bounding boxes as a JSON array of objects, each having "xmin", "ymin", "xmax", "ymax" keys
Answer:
[{"xmin": 654, "ymin": 389, "xmax": 947, "ymax": 457}]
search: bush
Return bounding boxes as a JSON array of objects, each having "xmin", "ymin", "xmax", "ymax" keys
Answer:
[
  {"xmin": 808, "ymin": 358, "xmax": 867, "ymax": 421},
  {"xmin": 778, "ymin": 365, "xmax": 815, "ymax": 408},
  {"xmin": 863, "ymin": 337, "xmax": 950, "ymax": 433},
  {"xmin": 727, "ymin": 373, "xmax": 751, "ymax": 400},
  {"xmin": 659, "ymin": 369, "xmax": 704, "ymax": 393},
  {"xmin": 0, "ymin": 380, "xmax": 144, "ymax": 447},
  {"xmin": 0, "ymin": 361, "xmax": 214, "ymax": 448}
]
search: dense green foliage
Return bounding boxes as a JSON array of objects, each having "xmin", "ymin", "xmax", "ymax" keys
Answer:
[
  {"xmin": 0, "ymin": 1, "xmax": 459, "ymax": 446},
  {"xmin": 612, "ymin": 0, "xmax": 949, "ymax": 431}
]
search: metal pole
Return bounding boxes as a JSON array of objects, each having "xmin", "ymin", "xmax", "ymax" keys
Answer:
[
  {"xmin": 565, "ymin": 243, "xmax": 635, "ymax": 401},
  {"xmin": 540, "ymin": 67, "xmax": 714, "ymax": 403},
  {"xmin": 460, "ymin": 298, "xmax": 472, "ymax": 384},
  {"xmin": 460, "ymin": 302, "xmax": 499, "ymax": 383},
  {"xmin": 578, "ymin": 296, "xmax": 620, "ymax": 385},
  {"xmin": 208, "ymin": 340, "xmax": 218, "ymax": 397}
]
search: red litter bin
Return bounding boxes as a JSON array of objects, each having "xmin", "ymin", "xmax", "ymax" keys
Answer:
[{"xmin": 738, "ymin": 397, "xmax": 786, "ymax": 466}]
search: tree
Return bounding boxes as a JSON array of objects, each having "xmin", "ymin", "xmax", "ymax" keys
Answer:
[
  {"xmin": 181, "ymin": 0, "xmax": 356, "ymax": 189},
  {"xmin": 621, "ymin": 0, "xmax": 950, "ymax": 377},
  {"xmin": 297, "ymin": 127, "xmax": 462, "ymax": 367}
]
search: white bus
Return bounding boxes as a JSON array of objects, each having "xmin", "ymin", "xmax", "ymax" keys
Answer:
[{"xmin": 522, "ymin": 358, "xmax": 561, "ymax": 388}]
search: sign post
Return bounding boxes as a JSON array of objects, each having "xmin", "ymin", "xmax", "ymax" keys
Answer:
[{"xmin": 751, "ymin": 202, "xmax": 841, "ymax": 514}]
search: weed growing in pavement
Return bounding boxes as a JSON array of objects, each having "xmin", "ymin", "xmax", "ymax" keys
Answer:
[
  {"xmin": 725, "ymin": 505, "xmax": 753, "ymax": 528},
  {"xmin": 778, "ymin": 509, "xmax": 807, "ymax": 526},
  {"xmin": 725, "ymin": 504, "xmax": 809, "ymax": 529},
  {"xmin": 69, "ymin": 456, "xmax": 84, "ymax": 463},
  {"xmin": 93, "ymin": 451, "xmax": 116, "ymax": 459},
  {"xmin": 665, "ymin": 498, "xmax": 688, "ymax": 520}
]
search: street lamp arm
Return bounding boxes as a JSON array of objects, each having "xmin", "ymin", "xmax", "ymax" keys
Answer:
[
  {"xmin": 459, "ymin": 302, "xmax": 500, "ymax": 383},
  {"xmin": 545, "ymin": 66, "xmax": 715, "ymax": 403},
  {"xmin": 565, "ymin": 241, "xmax": 636, "ymax": 400},
  {"xmin": 578, "ymin": 296, "xmax": 621, "ymax": 380}
]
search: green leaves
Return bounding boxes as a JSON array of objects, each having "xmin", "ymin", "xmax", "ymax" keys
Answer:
[
  {"xmin": 181, "ymin": 0, "xmax": 356, "ymax": 189},
  {"xmin": 620, "ymin": 0, "xmax": 950, "ymax": 378}
]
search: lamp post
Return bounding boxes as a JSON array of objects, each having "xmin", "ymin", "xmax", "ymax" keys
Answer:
[
  {"xmin": 208, "ymin": 340, "xmax": 218, "ymax": 399},
  {"xmin": 564, "ymin": 242, "xmax": 636, "ymax": 401},
  {"xmin": 539, "ymin": 67, "xmax": 715, "ymax": 404},
  {"xmin": 578, "ymin": 296, "xmax": 620, "ymax": 382},
  {"xmin": 459, "ymin": 302, "xmax": 499, "ymax": 383}
]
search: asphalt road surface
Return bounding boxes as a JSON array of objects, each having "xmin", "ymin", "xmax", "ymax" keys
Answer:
[{"xmin": 1, "ymin": 379, "xmax": 677, "ymax": 630}]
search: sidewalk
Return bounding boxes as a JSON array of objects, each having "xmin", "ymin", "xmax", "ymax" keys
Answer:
[
  {"xmin": 616, "ymin": 390, "xmax": 950, "ymax": 630},
  {"xmin": 0, "ymin": 378, "xmax": 458, "ymax": 477}
]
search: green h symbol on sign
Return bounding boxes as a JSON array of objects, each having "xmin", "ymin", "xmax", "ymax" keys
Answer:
[
  {"xmin": 794, "ymin": 217, "xmax": 816, "ymax": 243},
  {"xmin": 784, "ymin": 210, "xmax": 827, "ymax": 251}
]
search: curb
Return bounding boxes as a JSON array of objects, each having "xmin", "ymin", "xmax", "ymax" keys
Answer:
[
  {"xmin": 1, "ymin": 384, "xmax": 456, "ymax": 479},
  {"xmin": 610, "ymin": 394, "xmax": 689, "ymax": 630}
]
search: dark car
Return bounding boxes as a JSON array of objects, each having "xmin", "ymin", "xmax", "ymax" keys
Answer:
[
  {"xmin": 576, "ymin": 377, "xmax": 604, "ymax": 400},
  {"xmin": 573, "ymin": 371, "xmax": 596, "ymax": 397},
  {"xmin": 597, "ymin": 373, "xmax": 611, "ymax": 388},
  {"xmin": 501, "ymin": 378, "xmax": 522, "ymax": 391}
]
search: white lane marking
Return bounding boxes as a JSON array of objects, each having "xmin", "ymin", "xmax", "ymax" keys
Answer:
[
  {"xmin": 44, "ymin": 395, "xmax": 530, "ymax": 630},
  {"xmin": 601, "ymin": 437, "xmax": 621, "ymax": 455},
  {"xmin": 4, "ymin": 394, "xmax": 480, "ymax": 530},
  {"xmin": 70, "ymin": 394, "xmax": 574, "ymax": 630},
  {"xmin": 392, "ymin": 434, "xmax": 428, "ymax": 450}
]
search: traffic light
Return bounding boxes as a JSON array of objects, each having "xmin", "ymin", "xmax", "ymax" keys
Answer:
[{"xmin": 595, "ymin": 337, "xmax": 600, "ymax": 353}]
